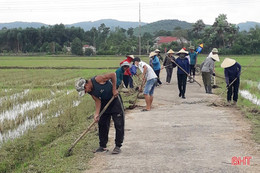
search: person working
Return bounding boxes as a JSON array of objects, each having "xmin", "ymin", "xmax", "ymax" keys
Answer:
[{"xmin": 75, "ymin": 73, "xmax": 124, "ymax": 154}]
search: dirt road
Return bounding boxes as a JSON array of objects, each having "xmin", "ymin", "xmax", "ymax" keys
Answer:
[{"xmin": 86, "ymin": 69, "xmax": 260, "ymax": 173}]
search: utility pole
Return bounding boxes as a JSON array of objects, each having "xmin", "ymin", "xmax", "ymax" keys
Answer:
[{"xmin": 138, "ymin": 2, "xmax": 141, "ymax": 56}]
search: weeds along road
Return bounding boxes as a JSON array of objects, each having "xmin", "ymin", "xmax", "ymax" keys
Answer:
[{"xmin": 86, "ymin": 69, "xmax": 260, "ymax": 173}]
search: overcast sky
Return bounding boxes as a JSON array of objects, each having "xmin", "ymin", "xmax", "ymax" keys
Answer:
[{"xmin": 0, "ymin": 0, "xmax": 259, "ymax": 25}]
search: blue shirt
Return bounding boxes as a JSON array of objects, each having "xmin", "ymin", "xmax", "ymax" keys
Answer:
[
  {"xmin": 189, "ymin": 52, "xmax": 197, "ymax": 65},
  {"xmin": 176, "ymin": 57, "xmax": 190, "ymax": 75},
  {"xmin": 115, "ymin": 67, "xmax": 124, "ymax": 88},
  {"xmin": 130, "ymin": 65, "xmax": 137, "ymax": 75},
  {"xmin": 152, "ymin": 56, "xmax": 161, "ymax": 71},
  {"xmin": 224, "ymin": 62, "xmax": 241, "ymax": 84}
]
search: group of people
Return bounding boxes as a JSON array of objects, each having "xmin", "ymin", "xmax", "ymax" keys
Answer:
[{"xmin": 74, "ymin": 47, "xmax": 241, "ymax": 155}]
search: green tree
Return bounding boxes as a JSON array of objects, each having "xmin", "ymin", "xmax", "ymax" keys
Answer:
[{"xmin": 71, "ymin": 37, "xmax": 83, "ymax": 55}]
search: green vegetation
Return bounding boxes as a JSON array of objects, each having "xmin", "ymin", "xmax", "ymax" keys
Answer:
[
  {"xmin": 0, "ymin": 56, "xmax": 138, "ymax": 173},
  {"xmin": 1, "ymin": 14, "xmax": 260, "ymax": 56}
]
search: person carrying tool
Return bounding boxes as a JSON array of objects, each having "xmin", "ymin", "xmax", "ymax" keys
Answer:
[
  {"xmin": 175, "ymin": 48, "xmax": 190, "ymax": 99},
  {"xmin": 133, "ymin": 57, "xmax": 158, "ymax": 111},
  {"xmin": 121, "ymin": 55, "xmax": 135, "ymax": 88},
  {"xmin": 75, "ymin": 73, "xmax": 125, "ymax": 154},
  {"xmin": 150, "ymin": 51, "xmax": 162, "ymax": 86},
  {"xmin": 162, "ymin": 49, "xmax": 176, "ymax": 84},
  {"xmin": 188, "ymin": 46, "xmax": 198, "ymax": 83},
  {"xmin": 116, "ymin": 61, "xmax": 131, "ymax": 89},
  {"xmin": 221, "ymin": 58, "xmax": 241, "ymax": 105},
  {"xmin": 201, "ymin": 52, "xmax": 220, "ymax": 94}
]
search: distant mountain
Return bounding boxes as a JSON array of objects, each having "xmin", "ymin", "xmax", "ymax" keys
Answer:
[
  {"xmin": 237, "ymin": 21, "xmax": 260, "ymax": 31},
  {"xmin": 133, "ymin": 19, "xmax": 193, "ymax": 35},
  {"xmin": 0, "ymin": 19, "xmax": 146, "ymax": 31},
  {"xmin": 66, "ymin": 19, "xmax": 147, "ymax": 31},
  {"xmin": 0, "ymin": 21, "xmax": 48, "ymax": 29}
]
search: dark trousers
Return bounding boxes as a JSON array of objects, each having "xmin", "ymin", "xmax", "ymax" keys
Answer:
[
  {"xmin": 166, "ymin": 68, "xmax": 173, "ymax": 83},
  {"xmin": 227, "ymin": 78, "xmax": 240, "ymax": 102},
  {"xmin": 177, "ymin": 74, "xmax": 187, "ymax": 96},
  {"xmin": 202, "ymin": 72, "xmax": 212, "ymax": 93},
  {"xmin": 123, "ymin": 75, "xmax": 129, "ymax": 88},
  {"xmin": 190, "ymin": 65, "xmax": 195, "ymax": 76},
  {"xmin": 98, "ymin": 98, "xmax": 125, "ymax": 148},
  {"xmin": 154, "ymin": 69, "xmax": 162, "ymax": 85},
  {"xmin": 98, "ymin": 112, "xmax": 124, "ymax": 148}
]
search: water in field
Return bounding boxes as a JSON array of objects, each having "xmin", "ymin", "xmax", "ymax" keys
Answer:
[
  {"xmin": 0, "ymin": 89, "xmax": 80, "ymax": 145},
  {"xmin": 239, "ymin": 90, "xmax": 260, "ymax": 106}
]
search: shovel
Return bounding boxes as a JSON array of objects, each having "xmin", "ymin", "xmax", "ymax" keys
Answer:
[{"xmin": 66, "ymin": 96, "xmax": 115, "ymax": 156}]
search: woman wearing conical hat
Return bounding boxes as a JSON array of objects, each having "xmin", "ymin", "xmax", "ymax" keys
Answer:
[
  {"xmin": 175, "ymin": 48, "xmax": 190, "ymax": 99},
  {"xmin": 163, "ymin": 49, "xmax": 176, "ymax": 84},
  {"xmin": 221, "ymin": 58, "xmax": 241, "ymax": 105}
]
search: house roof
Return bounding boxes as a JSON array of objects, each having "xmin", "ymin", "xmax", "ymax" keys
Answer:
[{"xmin": 156, "ymin": 36, "xmax": 178, "ymax": 44}]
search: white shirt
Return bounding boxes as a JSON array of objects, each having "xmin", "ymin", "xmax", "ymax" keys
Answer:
[{"xmin": 138, "ymin": 61, "xmax": 157, "ymax": 80}]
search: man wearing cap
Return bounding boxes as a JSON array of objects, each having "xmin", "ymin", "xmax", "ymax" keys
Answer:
[
  {"xmin": 163, "ymin": 49, "xmax": 176, "ymax": 84},
  {"xmin": 133, "ymin": 57, "xmax": 158, "ymax": 111},
  {"xmin": 150, "ymin": 51, "xmax": 162, "ymax": 86},
  {"xmin": 120, "ymin": 55, "xmax": 134, "ymax": 88},
  {"xmin": 175, "ymin": 48, "xmax": 190, "ymax": 99},
  {"xmin": 116, "ymin": 61, "xmax": 131, "ymax": 89},
  {"xmin": 221, "ymin": 58, "xmax": 241, "ymax": 105},
  {"xmin": 188, "ymin": 46, "xmax": 198, "ymax": 83},
  {"xmin": 75, "ymin": 73, "xmax": 125, "ymax": 154},
  {"xmin": 201, "ymin": 53, "xmax": 220, "ymax": 94}
]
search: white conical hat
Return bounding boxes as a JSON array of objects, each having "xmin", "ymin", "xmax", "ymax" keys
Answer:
[
  {"xmin": 126, "ymin": 55, "xmax": 135, "ymax": 59},
  {"xmin": 221, "ymin": 58, "xmax": 236, "ymax": 68},
  {"xmin": 149, "ymin": 51, "xmax": 158, "ymax": 58},
  {"xmin": 211, "ymin": 54, "xmax": 220, "ymax": 62},
  {"xmin": 176, "ymin": 48, "xmax": 188, "ymax": 55},
  {"xmin": 167, "ymin": 49, "xmax": 175, "ymax": 54}
]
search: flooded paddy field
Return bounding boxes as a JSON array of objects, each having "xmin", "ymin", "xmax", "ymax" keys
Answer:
[{"xmin": 0, "ymin": 56, "xmax": 125, "ymax": 172}]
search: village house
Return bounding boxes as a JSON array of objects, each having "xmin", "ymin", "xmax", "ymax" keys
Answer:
[{"xmin": 154, "ymin": 36, "xmax": 189, "ymax": 48}]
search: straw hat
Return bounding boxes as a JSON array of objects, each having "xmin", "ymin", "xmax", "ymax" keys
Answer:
[
  {"xmin": 212, "ymin": 48, "xmax": 218, "ymax": 53},
  {"xmin": 221, "ymin": 58, "xmax": 236, "ymax": 68},
  {"xmin": 167, "ymin": 49, "xmax": 175, "ymax": 54},
  {"xmin": 149, "ymin": 51, "xmax": 158, "ymax": 58},
  {"xmin": 176, "ymin": 48, "xmax": 189, "ymax": 55},
  {"xmin": 211, "ymin": 54, "xmax": 220, "ymax": 62},
  {"xmin": 155, "ymin": 49, "xmax": 160, "ymax": 52},
  {"xmin": 126, "ymin": 55, "xmax": 135, "ymax": 59}
]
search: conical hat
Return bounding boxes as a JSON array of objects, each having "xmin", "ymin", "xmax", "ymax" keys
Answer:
[
  {"xmin": 167, "ymin": 49, "xmax": 175, "ymax": 54},
  {"xmin": 149, "ymin": 51, "xmax": 157, "ymax": 58},
  {"xmin": 176, "ymin": 48, "xmax": 188, "ymax": 55},
  {"xmin": 126, "ymin": 55, "xmax": 135, "ymax": 59},
  {"xmin": 211, "ymin": 54, "xmax": 220, "ymax": 62},
  {"xmin": 155, "ymin": 49, "xmax": 160, "ymax": 52},
  {"xmin": 221, "ymin": 58, "xmax": 236, "ymax": 68}
]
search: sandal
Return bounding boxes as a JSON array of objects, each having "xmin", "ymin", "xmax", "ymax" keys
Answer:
[
  {"xmin": 141, "ymin": 109, "xmax": 149, "ymax": 112},
  {"xmin": 94, "ymin": 147, "xmax": 109, "ymax": 153}
]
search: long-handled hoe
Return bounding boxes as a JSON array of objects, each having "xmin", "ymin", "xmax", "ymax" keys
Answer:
[
  {"xmin": 65, "ymin": 96, "xmax": 115, "ymax": 156},
  {"xmin": 171, "ymin": 59, "xmax": 202, "ymax": 87},
  {"xmin": 210, "ymin": 59, "xmax": 256, "ymax": 106}
]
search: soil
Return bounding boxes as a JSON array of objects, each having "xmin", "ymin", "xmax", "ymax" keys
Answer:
[{"xmin": 85, "ymin": 69, "xmax": 260, "ymax": 173}]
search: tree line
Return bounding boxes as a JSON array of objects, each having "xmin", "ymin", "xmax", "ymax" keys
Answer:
[{"xmin": 0, "ymin": 14, "xmax": 259, "ymax": 55}]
